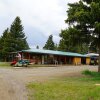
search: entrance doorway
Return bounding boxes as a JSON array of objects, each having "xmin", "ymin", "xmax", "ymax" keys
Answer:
[{"xmin": 81, "ymin": 58, "xmax": 86, "ymax": 64}]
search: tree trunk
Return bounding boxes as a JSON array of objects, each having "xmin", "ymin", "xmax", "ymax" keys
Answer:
[
  {"xmin": 98, "ymin": 49, "xmax": 100, "ymax": 72},
  {"xmin": 4, "ymin": 57, "xmax": 7, "ymax": 62},
  {"xmin": 98, "ymin": 39, "xmax": 100, "ymax": 72}
]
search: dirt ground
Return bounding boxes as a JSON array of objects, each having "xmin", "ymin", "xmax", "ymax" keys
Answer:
[{"xmin": 0, "ymin": 65, "xmax": 98, "ymax": 100}]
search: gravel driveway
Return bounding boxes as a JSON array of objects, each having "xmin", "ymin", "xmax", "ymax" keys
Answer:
[{"xmin": 0, "ymin": 65, "xmax": 98, "ymax": 100}]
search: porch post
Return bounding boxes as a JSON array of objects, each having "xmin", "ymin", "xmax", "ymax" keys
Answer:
[
  {"xmin": 64, "ymin": 56, "xmax": 66, "ymax": 64},
  {"xmin": 28, "ymin": 53, "xmax": 30, "ymax": 60},
  {"xmin": 42, "ymin": 55, "xmax": 44, "ymax": 64}
]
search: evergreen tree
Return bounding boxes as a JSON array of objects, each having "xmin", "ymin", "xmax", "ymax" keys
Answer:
[
  {"xmin": 58, "ymin": 39, "xmax": 67, "ymax": 51},
  {"xmin": 54, "ymin": 44, "xmax": 58, "ymax": 50},
  {"xmin": 43, "ymin": 35, "xmax": 55, "ymax": 50},
  {"xmin": 59, "ymin": 27, "xmax": 89, "ymax": 53},
  {"xmin": 36, "ymin": 45, "xmax": 39, "ymax": 49},
  {"xmin": 0, "ymin": 17, "xmax": 29, "ymax": 61},
  {"xmin": 0, "ymin": 28, "xmax": 14, "ymax": 61},
  {"xmin": 63, "ymin": 0, "xmax": 100, "ymax": 71},
  {"xmin": 0, "ymin": 28, "xmax": 9, "ymax": 51},
  {"xmin": 10, "ymin": 16, "xmax": 29, "ymax": 51}
]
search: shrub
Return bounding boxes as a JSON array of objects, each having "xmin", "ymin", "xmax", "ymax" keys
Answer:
[{"xmin": 82, "ymin": 70, "xmax": 92, "ymax": 75}]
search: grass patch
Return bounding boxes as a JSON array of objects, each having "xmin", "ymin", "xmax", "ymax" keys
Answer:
[
  {"xmin": 0, "ymin": 62, "xmax": 11, "ymax": 67},
  {"xmin": 27, "ymin": 75, "xmax": 100, "ymax": 100},
  {"xmin": 82, "ymin": 70, "xmax": 100, "ymax": 80},
  {"xmin": 82, "ymin": 69, "xmax": 92, "ymax": 75}
]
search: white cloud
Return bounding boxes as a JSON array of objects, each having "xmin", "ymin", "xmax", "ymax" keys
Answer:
[
  {"xmin": 0, "ymin": 0, "xmax": 79, "ymax": 48},
  {"xmin": 53, "ymin": 35, "xmax": 61, "ymax": 44}
]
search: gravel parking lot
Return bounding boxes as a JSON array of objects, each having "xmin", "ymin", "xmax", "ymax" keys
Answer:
[{"xmin": 0, "ymin": 65, "xmax": 98, "ymax": 100}]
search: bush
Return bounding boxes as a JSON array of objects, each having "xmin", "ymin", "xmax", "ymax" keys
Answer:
[
  {"xmin": 82, "ymin": 70, "xmax": 92, "ymax": 75},
  {"xmin": 82, "ymin": 70, "xmax": 100, "ymax": 81}
]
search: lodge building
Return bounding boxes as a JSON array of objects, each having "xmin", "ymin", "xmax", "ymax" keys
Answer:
[{"xmin": 17, "ymin": 49, "xmax": 90, "ymax": 65}]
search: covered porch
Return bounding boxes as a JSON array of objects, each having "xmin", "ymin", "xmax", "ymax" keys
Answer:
[
  {"xmin": 19, "ymin": 49, "xmax": 90, "ymax": 65},
  {"xmin": 21, "ymin": 52, "xmax": 75, "ymax": 65}
]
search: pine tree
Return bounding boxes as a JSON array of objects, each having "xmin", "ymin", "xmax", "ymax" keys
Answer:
[
  {"xmin": 0, "ymin": 28, "xmax": 14, "ymax": 61},
  {"xmin": 0, "ymin": 17, "xmax": 29, "ymax": 61},
  {"xmin": 43, "ymin": 35, "xmax": 55, "ymax": 50},
  {"xmin": 36, "ymin": 45, "xmax": 39, "ymax": 49},
  {"xmin": 63, "ymin": 0, "xmax": 100, "ymax": 71},
  {"xmin": 10, "ymin": 16, "xmax": 29, "ymax": 51},
  {"xmin": 59, "ymin": 27, "xmax": 89, "ymax": 53}
]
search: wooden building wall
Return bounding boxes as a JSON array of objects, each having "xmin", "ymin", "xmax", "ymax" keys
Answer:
[
  {"xmin": 21, "ymin": 52, "xmax": 90, "ymax": 65},
  {"xmin": 73, "ymin": 57, "xmax": 81, "ymax": 65},
  {"xmin": 86, "ymin": 58, "xmax": 90, "ymax": 65}
]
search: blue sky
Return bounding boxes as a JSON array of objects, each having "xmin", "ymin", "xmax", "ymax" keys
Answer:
[{"xmin": 0, "ymin": 0, "xmax": 78, "ymax": 48}]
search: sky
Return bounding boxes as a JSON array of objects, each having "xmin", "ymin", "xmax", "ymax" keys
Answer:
[{"xmin": 0, "ymin": 0, "xmax": 78, "ymax": 48}]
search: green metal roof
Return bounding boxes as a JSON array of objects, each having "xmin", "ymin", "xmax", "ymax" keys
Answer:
[{"xmin": 21, "ymin": 49, "xmax": 88, "ymax": 57}]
